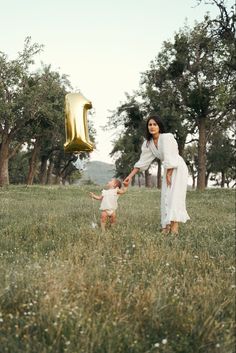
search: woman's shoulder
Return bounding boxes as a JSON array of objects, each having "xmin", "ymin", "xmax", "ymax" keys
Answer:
[
  {"xmin": 141, "ymin": 139, "xmax": 149, "ymax": 149},
  {"xmin": 160, "ymin": 133, "xmax": 176, "ymax": 142},
  {"xmin": 161, "ymin": 133, "xmax": 174, "ymax": 138}
]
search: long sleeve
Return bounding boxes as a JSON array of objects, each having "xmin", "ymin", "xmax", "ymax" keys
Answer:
[
  {"xmin": 162, "ymin": 133, "xmax": 180, "ymax": 169},
  {"xmin": 134, "ymin": 141, "xmax": 155, "ymax": 171}
]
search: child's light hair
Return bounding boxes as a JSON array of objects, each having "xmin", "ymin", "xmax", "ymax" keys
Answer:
[{"xmin": 114, "ymin": 179, "xmax": 122, "ymax": 189}]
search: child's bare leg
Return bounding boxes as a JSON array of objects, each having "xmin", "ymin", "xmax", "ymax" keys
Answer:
[
  {"xmin": 110, "ymin": 212, "xmax": 116, "ymax": 227},
  {"xmin": 170, "ymin": 221, "xmax": 179, "ymax": 234},
  {"xmin": 100, "ymin": 211, "xmax": 107, "ymax": 232}
]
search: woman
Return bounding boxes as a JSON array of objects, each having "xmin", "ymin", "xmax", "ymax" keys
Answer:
[{"xmin": 124, "ymin": 116, "xmax": 190, "ymax": 234}]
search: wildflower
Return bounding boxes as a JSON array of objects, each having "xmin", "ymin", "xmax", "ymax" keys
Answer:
[
  {"xmin": 162, "ymin": 338, "xmax": 168, "ymax": 344},
  {"xmin": 194, "ymin": 255, "xmax": 199, "ymax": 259},
  {"xmin": 154, "ymin": 343, "xmax": 160, "ymax": 347},
  {"xmin": 216, "ymin": 343, "xmax": 220, "ymax": 348}
]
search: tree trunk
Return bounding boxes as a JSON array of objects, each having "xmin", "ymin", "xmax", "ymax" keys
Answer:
[
  {"xmin": 177, "ymin": 137, "xmax": 186, "ymax": 157},
  {"xmin": 197, "ymin": 118, "xmax": 207, "ymax": 191},
  {"xmin": 145, "ymin": 169, "xmax": 151, "ymax": 188},
  {"xmin": 205, "ymin": 172, "xmax": 210, "ymax": 188},
  {"xmin": 225, "ymin": 178, "xmax": 230, "ymax": 188},
  {"xmin": 27, "ymin": 140, "xmax": 40, "ymax": 185},
  {"xmin": 138, "ymin": 174, "xmax": 141, "ymax": 187},
  {"xmin": 221, "ymin": 170, "xmax": 225, "ymax": 188},
  {"xmin": 46, "ymin": 159, "xmax": 54, "ymax": 184},
  {"xmin": 39, "ymin": 156, "xmax": 48, "ymax": 184},
  {"xmin": 0, "ymin": 136, "xmax": 10, "ymax": 187},
  {"xmin": 131, "ymin": 175, "xmax": 135, "ymax": 186},
  {"xmin": 157, "ymin": 159, "xmax": 162, "ymax": 189},
  {"xmin": 189, "ymin": 166, "xmax": 196, "ymax": 189}
]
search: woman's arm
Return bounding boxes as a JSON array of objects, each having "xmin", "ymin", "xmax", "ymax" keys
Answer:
[
  {"xmin": 123, "ymin": 167, "xmax": 140, "ymax": 186},
  {"xmin": 124, "ymin": 140, "xmax": 155, "ymax": 186}
]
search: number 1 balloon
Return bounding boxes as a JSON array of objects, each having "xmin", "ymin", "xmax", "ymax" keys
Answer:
[{"xmin": 64, "ymin": 92, "xmax": 94, "ymax": 153}]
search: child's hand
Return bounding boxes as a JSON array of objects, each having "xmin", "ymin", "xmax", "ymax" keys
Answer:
[{"xmin": 89, "ymin": 192, "xmax": 94, "ymax": 198}]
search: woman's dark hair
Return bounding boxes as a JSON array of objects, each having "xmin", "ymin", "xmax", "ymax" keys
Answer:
[{"xmin": 146, "ymin": 115, "xmax": 166, "ymax": 140}]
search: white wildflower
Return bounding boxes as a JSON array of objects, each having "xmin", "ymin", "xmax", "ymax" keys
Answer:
[
  {"xmin": 154, "ymin": 342, "xmax": 160, "ymax": 347},
  {"xmin": 162, "ymin": 338, "xmax": 168, "ymax": 344}
]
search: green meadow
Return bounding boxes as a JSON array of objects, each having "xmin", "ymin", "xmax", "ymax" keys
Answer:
[{"xmin": 0, "ymin": 186, "xmax": 235, "ymax": 353}]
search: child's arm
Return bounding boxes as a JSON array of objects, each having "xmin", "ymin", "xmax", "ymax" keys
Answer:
[
  {"xmin": 117, "ymin": 185, "xmax": 128, "ymax": 195},
  {"xmin": 89, "ymin": 192, "xmax": 103, "ymax": 200}
]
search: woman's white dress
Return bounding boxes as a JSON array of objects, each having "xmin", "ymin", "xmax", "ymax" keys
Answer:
[{"xmin": 134, "ymin": 133, "xmax": 190, "ymax": 228}]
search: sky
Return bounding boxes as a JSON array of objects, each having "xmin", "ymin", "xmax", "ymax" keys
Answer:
[{"xmin": 0, "ymin": 0, "xmax": 223, "ymax": 164}]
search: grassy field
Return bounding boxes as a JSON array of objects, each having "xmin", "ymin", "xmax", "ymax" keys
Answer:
[{"xmin": 0, "ymin": 185, "xmax": 235, "ymax": 353}]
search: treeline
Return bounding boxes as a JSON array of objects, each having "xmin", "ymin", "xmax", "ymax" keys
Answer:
[
  {"xmin": 0, "ymin": 38, "xmax": 95, "ymax": 187},
  {"xmin": 108, "ymin": 0, "xmax": 235, "ymax": 190}
]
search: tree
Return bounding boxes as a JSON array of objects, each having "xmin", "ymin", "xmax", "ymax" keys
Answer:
[
  {"xmin": 207, "ymin": 130, "xmax": 235, "ymax": 187},
  {"xmin": 184, "ymin": 143, "xmax": 198, "ymax": 189},
  {"xmin": 142, "ymin": 19, "xmax": 235, "ymax": 190},
  {"xmin": 23, "ymin": 65, "xmax": 71, "ymax": 185},
  {"xmin": 0, "ymin": 37, "xmax": 42, "ymax": 186},
  {"xmin": 197, "ymin": 0, "xmax": 235, "ymax": 47},
  {"xmin": 9, "ymin": 151, "xmax": 29, "ymax": 184},
  {"xmin": 108, "ymin": 95, "xmax": 146, "ymax": 183}
]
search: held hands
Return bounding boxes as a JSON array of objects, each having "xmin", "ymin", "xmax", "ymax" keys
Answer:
[
  {"xmin": 89, "ymin": 192, "xmax": 95, "ymax": 199},
  {"xmin": 123, "ymin": 176, "xmax": 131, "ymax": 187}
]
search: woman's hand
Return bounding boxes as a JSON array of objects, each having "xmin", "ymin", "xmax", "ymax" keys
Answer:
[
  {"xmin": 124, "ymin": 168, "xmax": 139, "ymax": 186},
  {"xmin": 166, "ymin": 174, "xmax": 172, "ymax": 187},
  {"xmin": 166, "ymin": 168, "xmax": 173, "ymax": 187},
  {"xmin": 123, "ymin": 176, "xmax": 132, "ymax": 186}
]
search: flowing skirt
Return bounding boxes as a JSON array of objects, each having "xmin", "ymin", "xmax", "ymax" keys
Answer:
[{"xmin": 161, "ymin": 157, "xmax": 190, "ymax": 228}]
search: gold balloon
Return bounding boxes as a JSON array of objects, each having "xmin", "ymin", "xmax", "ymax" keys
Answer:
[{"xmin": 64, "ymin": 92, "xmax": 94, "ymax": 153}]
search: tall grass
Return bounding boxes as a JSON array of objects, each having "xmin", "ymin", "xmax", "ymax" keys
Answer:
[{"xmin": 0, "ymin": 186, "xmax": 235, "ymax": 353}]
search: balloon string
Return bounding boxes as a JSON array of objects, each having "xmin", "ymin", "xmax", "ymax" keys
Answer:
[{"xmin": 92, "ymin": 197, "xmax": 97, "ymax": 223}]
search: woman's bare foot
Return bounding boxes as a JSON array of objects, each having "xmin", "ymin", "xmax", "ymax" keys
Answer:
[
  {"xmin": 161, "ymin": 225, "xmax": 170, "ymax": 234},
  {"xmin": 170, "ymin": 221, "xmax": 179, "ymax": 235}
]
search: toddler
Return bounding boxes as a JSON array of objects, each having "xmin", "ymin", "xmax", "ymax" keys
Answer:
[{"xmin": 90, "ymin": 178, "xmax": 127, "ymax": 231}]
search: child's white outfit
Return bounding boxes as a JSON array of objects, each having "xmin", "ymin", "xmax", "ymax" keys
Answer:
[{"xmin": 100, "ymin": 188, "xmax": 119, "ymax": 215}]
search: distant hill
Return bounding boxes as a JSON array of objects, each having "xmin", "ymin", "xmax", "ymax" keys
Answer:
[{"xmin": 78, "ymin": 161, "xmax": 116, "ymax": 186}]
